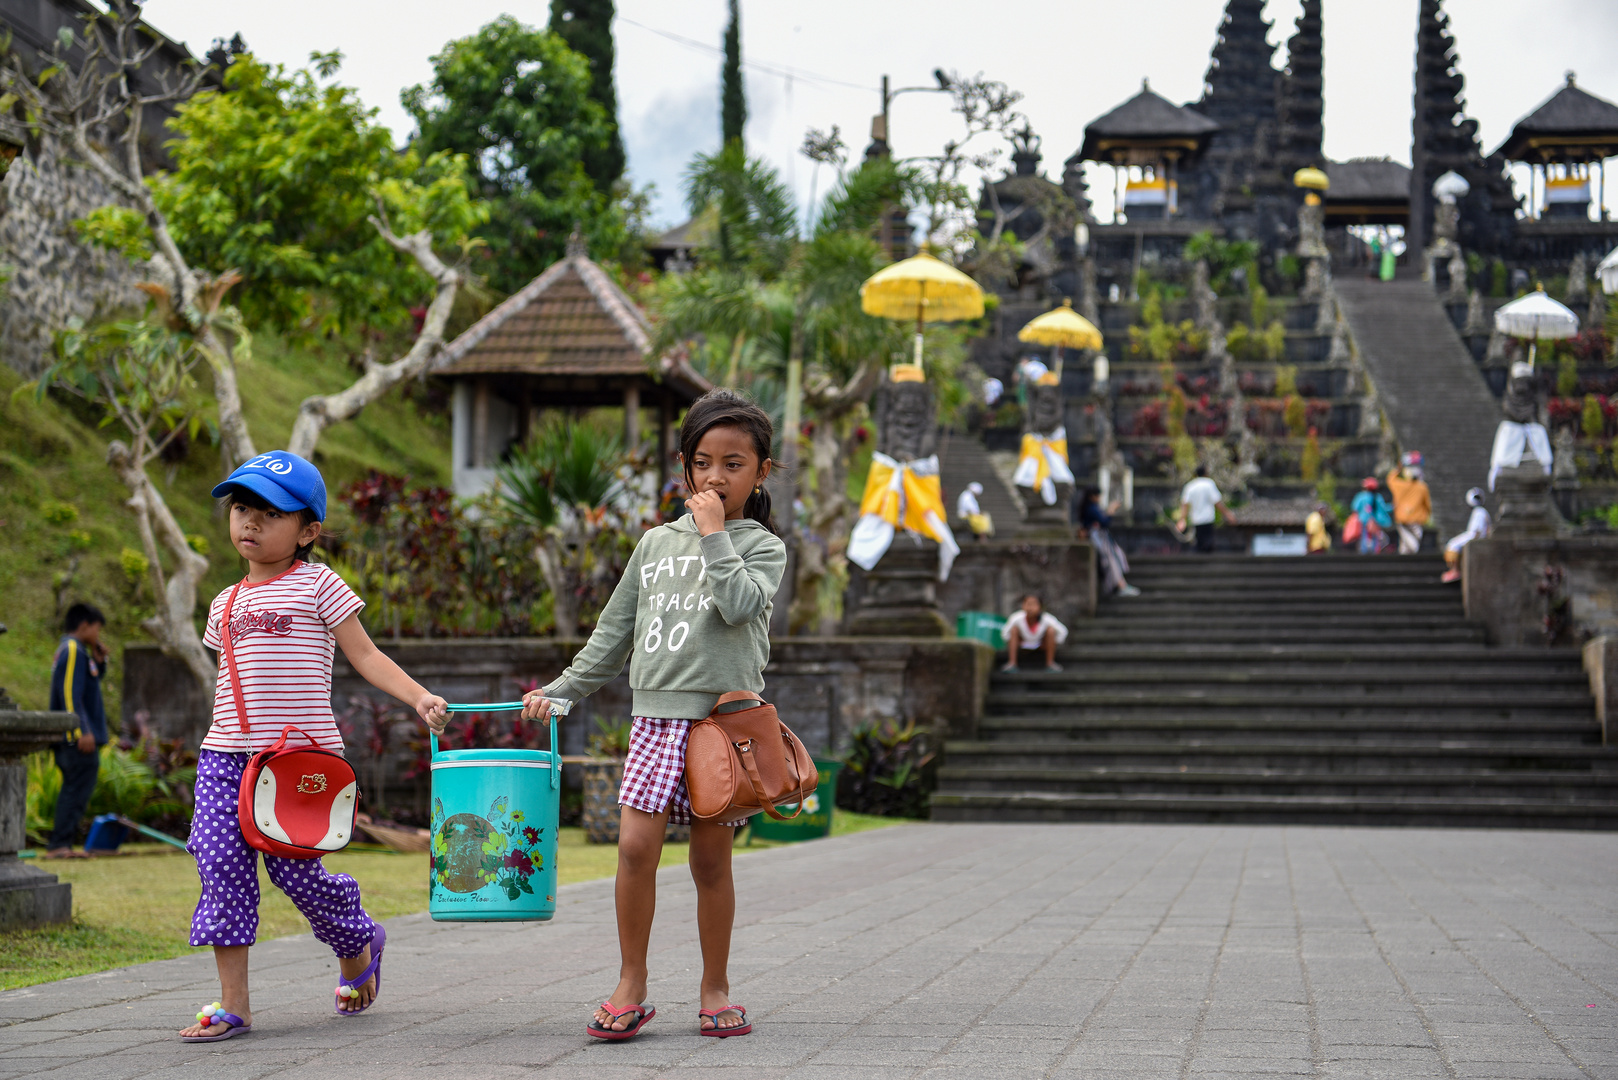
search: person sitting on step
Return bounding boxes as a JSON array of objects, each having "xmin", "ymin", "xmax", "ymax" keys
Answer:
[
  {"xmin": 1440, "ymin": 488, "xmax": 1491, "ymax": 584},
  {"xmin": 1001, "ymin": 593, "xmax": 1067, "ymax": 673}
]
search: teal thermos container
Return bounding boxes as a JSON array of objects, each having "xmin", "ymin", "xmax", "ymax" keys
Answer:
[{"xmin": 428, "ymin": 702, "xmax": 562, "ymax": 922}]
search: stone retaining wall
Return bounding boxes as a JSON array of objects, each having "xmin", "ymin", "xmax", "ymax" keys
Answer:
[
  {"xmin": 1462, "ymin": 535, "xmax": 1618, "ymax": 647},
  {"xmin": 0, "ymin": 137, "xmax": 150, "ymax": 376},
  {"xmin": 845, "ymin": 540, "xmax": 1097, "ymax": 635},
  {"xmin": 122, "ymin": 636, "xmax": 993, "ymax": 817}
]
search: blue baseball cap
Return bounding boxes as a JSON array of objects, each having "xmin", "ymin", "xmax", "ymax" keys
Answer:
[{"xmin": 211, "ymin": 451, "xmax": 328, "ymax": 521}]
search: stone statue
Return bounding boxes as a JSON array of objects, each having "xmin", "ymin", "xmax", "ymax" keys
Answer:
[
  {"xmin": 1552, "ymin": 426, "xmax": 1579, "ymax": 487},
  {"xmin": 848, "ymin": 377, "xmax": 949, "ymax": 637},
  {"xmin": 1295, "ymin": 198, "xmax": 1330, "ymax": 302},
  {"xmin": 1489, "ymin": 362, "xmax": 1552, "ymax": 490},
  {"xmin": 1025, "ymin": 380, "xmax": 1064, "ymax": 438},
  {"xmin": 1016, "ymin": 378, "xmax": 1071, "ymax": 527},
  {"xmin": 874, "ymin": 379, "xmax": 937, "ymax": 462},
  {"xmin": 1567, "ymin": 252, "xmax": 1589, "ymax": 307}
]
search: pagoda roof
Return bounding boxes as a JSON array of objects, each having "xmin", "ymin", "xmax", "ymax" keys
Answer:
[
  {"xmin": 1494, "ymin": 76, "xmax": 1618, "ymax": 162},
  {"xmin": 1078, "ymin": 82, "xmax": 1220, "ymax": 162},
  {"xmin": 433, "ymin": 243, "xmax": 710, "ymax": 402},
  {"xmin": 1324, "ymin": 159, "xmax": 1411, "ymax": 204}
]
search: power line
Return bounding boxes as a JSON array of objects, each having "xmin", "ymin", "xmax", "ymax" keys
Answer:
[{"xmin": 617, "ymin": 17, "xmax": 874, "ymax": 94}]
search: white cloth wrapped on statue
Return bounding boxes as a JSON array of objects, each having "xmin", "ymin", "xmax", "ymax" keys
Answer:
[
  {"xmin": 1488, "ymin": 421, "xmax": 1552, "ymax": 490},
  {"xmin": 1012, "ymin": 426, "xmax": 1074, "ymax": 506},
  {"xmin": 847, "ymin": 452, "xmax": 960, "ymax": 581}
]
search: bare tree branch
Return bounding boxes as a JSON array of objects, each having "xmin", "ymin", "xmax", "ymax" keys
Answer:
[{"xmin": 285, "ymin": 222, "xmax": 462, "ymax": 459}]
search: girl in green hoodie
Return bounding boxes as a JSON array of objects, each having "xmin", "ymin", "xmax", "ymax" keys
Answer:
[{"xmin": 522, "ymin": 389, "xmax": 786, "ymax": 1041}]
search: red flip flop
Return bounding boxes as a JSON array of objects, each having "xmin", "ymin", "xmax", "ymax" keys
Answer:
[
  {"xmin": 587, "ymin": 1001, "xmax": 655, "ymax": 1040},
  {"xmin": 699, "ymin": 1004, "xmax": 751, "ymax": 1037}
]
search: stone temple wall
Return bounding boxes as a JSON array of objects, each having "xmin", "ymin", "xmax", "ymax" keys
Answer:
[{"xmin": 0, "ymin": 137, "xmax": 151, "ymax": 377}]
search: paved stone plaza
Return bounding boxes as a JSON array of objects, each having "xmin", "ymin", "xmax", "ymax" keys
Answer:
[{"xmin": 1, "ymin": 823, "xmax": 1615, "ymax": 1079}]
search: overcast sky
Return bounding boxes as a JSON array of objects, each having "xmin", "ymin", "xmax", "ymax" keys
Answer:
[{"xmin": 144, "ymin": 0, "xmax": 1618, "ymax": 230}]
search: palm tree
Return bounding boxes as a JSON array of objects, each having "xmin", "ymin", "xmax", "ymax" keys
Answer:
[
  {"xmin": 649, "ymin": 155, "xmax": 925, "ymax": 632},
  {"xmin": 497, "ymin": 420, "xmax": 625, "ymax": 638}
]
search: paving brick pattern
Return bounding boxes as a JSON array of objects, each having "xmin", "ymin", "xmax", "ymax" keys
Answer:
[{"xmin": 2, "ymin": 824, "xmax": 1615, "ymax": 1079}]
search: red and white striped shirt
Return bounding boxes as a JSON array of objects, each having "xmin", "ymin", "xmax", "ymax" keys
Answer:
[{"xmin": 201, "ymin": 561, "xmax": 365, "ymax": 754}]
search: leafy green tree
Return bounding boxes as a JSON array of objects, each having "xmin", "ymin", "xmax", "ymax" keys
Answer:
[
  {"xmin": 682, "ymin": 141, "xmax": 798, "ymax": 277},
  {"xmin": 404, "ymin": 15, "xmax": 623, "ymax": 293},
  {"xmin": 721, "ymin": 0, "xmax": 745, "ymax": 146},
  {"xmin": 651, "ymin": 157, "xmax": 939, "ymax": 631},
  {"xmin": 549, "ymin": 0, "xmax": 625, "ymax": 189},
  {"xmin": 150, "ymin": 52, "xmax": 476, "ymax": 337},
  {"xmin": 12, "ymin": 4, "xmax": 488, "ymax": 690}
]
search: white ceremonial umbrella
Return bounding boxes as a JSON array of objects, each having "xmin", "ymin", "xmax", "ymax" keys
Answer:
[
  {"xmin": 1493, "ymin": 287, "xmax": 1580, "ymax": 365},
  {"xmin": 1598, "ymin": 247, "xmax": 1618, "ymax": 295}
]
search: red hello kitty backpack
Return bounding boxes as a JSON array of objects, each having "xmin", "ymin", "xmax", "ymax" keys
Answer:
[{"xmin": 219, "ymin": 577, "xmax": 359, "ymax": 859}]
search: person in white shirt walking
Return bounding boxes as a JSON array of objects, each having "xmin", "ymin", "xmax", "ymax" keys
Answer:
[
  {"xmin": 1002, "ymin": 594, "xmax": 1067, "ymax": 672},
  {"xmin": 1176, "ymin": 466, "xmax": 1236, "ymax": 553}
]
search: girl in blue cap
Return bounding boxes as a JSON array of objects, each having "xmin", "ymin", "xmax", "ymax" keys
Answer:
[{"xmin": 179, "ymin": 452, "xmax": 448, "ymax": 1043}]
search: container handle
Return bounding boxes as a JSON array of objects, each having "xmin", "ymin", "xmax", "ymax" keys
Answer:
[{"xmin": 436, "ymin": 700, "xmax": 568, "ymax": 785}]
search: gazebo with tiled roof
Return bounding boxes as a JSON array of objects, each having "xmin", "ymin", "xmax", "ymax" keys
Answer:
[
  {"xmin": 433, "ymin": 233, "xmax": 711, "ymax": 497},
  {"xmin": 1074, "ymin": 79, "xmax": 1221, "ymax": 221},
  {"xmin": 1494, "ymin": 73, "xmax": 1618, "ymax": 221}
]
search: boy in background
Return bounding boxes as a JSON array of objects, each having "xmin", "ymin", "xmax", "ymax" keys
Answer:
[{"xmin": 47, "ymin": 603, "xmax": 109, "ymax": 857}]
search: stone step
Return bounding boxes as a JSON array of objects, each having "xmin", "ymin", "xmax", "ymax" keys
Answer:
[
  {"xmin": 1333, "ymin": 279, "xmax": 1501, "ymax": 534},
  {"xmin": 989, "ymin": 667, "xmax": 1585, "ymax": 688},
  {"xmin": 935, "ymin": 768, "xmax": 1618, "ymax": 799},
  {"xmin": 1125, "ymin": 553, "xmax": 1448, "ymax": 567},
  {"xmin": 928, "ymin": 792, "xmax": 1618, "ymax": 829},
  {"xmin": 983, "ymin": 688, "xmax": 1594, "ymax": 715},
  {"xmin": 977, "ymin": 714, "xmax": 1602, "ymax": 744},
  {"xmin": 1033, "ymin": 644, "xmax": 1581, "ymax": 664},
  {"xmin": 1094, "ymin": 605, "xmax": 1464, "ymax": 621},
  {"xmin": 1104, "ymin": 581, "xmax": 1461, "ymax": 596},
  {"xmin": 945, "ymin": 740, "xmax": 1618, "ymax": 766},
  {"xmin": 1058, "ymin": 626, "xmax": 1487, "ymax": 644}
]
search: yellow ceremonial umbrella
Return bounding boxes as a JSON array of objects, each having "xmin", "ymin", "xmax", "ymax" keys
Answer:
[
  {"xmin": 1016, "ymin": 298, "xmax": 1103, "ymax": 376},
  {"xmin": 860, "ymin": 247, "xmax": 985, "ymax": 375}
]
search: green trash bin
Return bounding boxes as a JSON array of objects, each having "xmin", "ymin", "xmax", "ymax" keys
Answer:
[
  {"xmin": 748, "ymin": 758, "xmax": 842, "ymax": 842},
  {"xmin": 956, "ymin": 610, "xmax": 1005, "ymax": 649}
]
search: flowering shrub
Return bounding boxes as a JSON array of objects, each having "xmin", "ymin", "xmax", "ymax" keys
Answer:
[
  {"xmin": 1246, "ymin": 399, "xmax": 1330, "ymax": 438},
  {"xmin": 322, "ymin": 472, "xmax": 549, "ymax": 638}
]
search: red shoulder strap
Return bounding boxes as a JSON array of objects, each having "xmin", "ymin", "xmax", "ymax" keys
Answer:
[{"xmin": 220, "ymin": 578, "xmax": 251, "ymax": 740}]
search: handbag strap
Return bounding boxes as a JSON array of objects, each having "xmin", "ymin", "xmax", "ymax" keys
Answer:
[
  {"xmin": 735, "ymin": 729, "xmax": 814, "ymax": 821},
  {"xmin": 220, "ymin": 577, "xmax": 251, "ymax": 744},
  {"xmin": 713, "ymin": 690, "xmax": 765, "ymax": 711}
]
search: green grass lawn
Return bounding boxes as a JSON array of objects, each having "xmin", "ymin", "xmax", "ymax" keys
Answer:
[
  {"xmin": 0, "ymin": 811, "xmax": 907, "ymax": 990},
  {"xmin": 0, "ymin": 334, "xmax": 452, "ymax": 719}
]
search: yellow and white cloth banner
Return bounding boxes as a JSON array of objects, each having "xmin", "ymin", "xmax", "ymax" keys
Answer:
[
  {"xmin": 1012, "ymin": 426, "xmax": 1074, "ymax": 506},
  {"xmin": 847, "ymin": 452, "xmax": 960, "ymax": 581}
]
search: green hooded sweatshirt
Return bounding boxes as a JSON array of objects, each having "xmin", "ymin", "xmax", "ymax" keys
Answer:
[{"xmin": 542, "ymin": 514, "xmax": 787, "ymax": 719}]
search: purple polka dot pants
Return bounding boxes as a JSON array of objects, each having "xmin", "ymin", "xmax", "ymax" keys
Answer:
[{"xmin": 187, "ymin": 750, "xmax": 377, "ymax": 958}]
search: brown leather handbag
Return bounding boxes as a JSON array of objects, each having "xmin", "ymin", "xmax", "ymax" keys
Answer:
[{"xmin": 685, "ymin": 692, "xmax": 819, "ymax": 822}]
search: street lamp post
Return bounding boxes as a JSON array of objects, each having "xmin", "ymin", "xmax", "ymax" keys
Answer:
[{"xmin": 870, "ymin": 71, "xmax": 953, "ymax": 259}]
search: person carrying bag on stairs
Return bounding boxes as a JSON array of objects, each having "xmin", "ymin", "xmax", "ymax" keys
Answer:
[{"xmin": 520, "ymin": 390, "xmax": 786, "ymax": 1042}]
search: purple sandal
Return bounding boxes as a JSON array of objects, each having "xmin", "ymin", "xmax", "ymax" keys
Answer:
[
  {"xmin": 181, "ymin": 1004, "xmax": 250, "ymax": 1042},
  {"xmin": 334, "ymin": 925, "xmax": 386, "ymax": 1016}
]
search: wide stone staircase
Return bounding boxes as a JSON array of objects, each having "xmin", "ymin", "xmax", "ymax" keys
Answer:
[
  {"xmin": 931, "ymin": 555, "xmax": 1618, "ymax": 828},
  {"xmin": 1334, "ymin": 278, "xmax": 1501, "ymax": 533}
]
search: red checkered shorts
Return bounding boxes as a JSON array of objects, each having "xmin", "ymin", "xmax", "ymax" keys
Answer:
[{"xmin": 620, "ymin": 716, "xmax": 750, "ymax": 827}]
